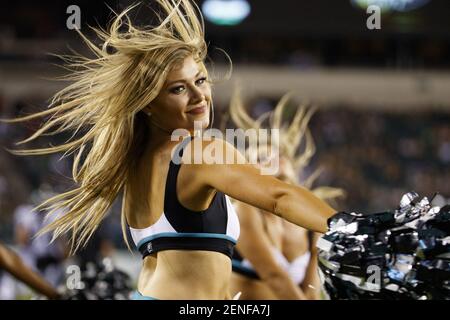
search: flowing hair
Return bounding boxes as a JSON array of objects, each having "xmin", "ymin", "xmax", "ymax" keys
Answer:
[
  {"xmin": 227, "ymin": 89, "xmax": 345, "ymax": 203},
  {"xmin": 1, "ymin": 0, "xmax": 208, "ymax": 253}
]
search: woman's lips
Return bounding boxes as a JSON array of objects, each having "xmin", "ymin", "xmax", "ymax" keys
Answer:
[{"xmin": 186, "ymin": 106, "xmax": 206, "ymax": 115}]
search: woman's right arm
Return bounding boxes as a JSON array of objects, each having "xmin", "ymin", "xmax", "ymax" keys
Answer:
[
  {"xmin": 300, "ymin": 232, "xmax": 322, "ymax": 299},
  {"xmin": 195, "ymin": 139, "xmax": 336, "ymax": 233},
  {"xmin": 235, "ymin": 201, "xmax": 307, "ymax": 299}
]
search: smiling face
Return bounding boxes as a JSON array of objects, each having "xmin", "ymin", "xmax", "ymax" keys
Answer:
[{"xmin": 147, "ymin": 55, "xmax": 212, "ymax": 133}]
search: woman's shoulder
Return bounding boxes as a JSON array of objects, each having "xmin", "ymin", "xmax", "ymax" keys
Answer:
[{"xmin": 181, "ymin": 136, "xmax": 245, "ymax": 166}]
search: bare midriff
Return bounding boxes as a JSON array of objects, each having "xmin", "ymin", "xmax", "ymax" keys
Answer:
[{"xmin": 137, "ymin": 250, "xmax": 232, "ymax": 300}]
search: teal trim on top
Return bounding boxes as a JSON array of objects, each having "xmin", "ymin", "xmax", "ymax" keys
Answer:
[
  {"xmin": 137, "ymin": 232, "xmax": 237, "ymax": 250},
  {"xmin": 131, "ymin": 291, "xmax": 159, "ymax": 300}
]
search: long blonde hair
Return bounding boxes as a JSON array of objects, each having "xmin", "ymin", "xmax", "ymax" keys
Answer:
[
  {"xmin": 227, "ymin": 89, "xmax": 345, "ymax": 203},
  {"xmin": 1, "ymin": 0, "xmax": 207, "ymax": 253}
]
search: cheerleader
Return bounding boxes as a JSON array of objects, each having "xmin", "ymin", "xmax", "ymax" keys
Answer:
[{"xmin": 1, "ymin": 0, "xmax": 336, "ymax": 300}]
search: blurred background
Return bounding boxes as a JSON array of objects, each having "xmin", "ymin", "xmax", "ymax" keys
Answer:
[{"xmin": 0, "ymin": 0, "xmax": 449, "ymax": 298}]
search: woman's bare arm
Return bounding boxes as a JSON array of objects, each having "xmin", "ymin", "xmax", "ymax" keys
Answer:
[
  {"xmin": 235, "ymin": 201, "xmax": 307, "ymax": 299},
  {"xmin": 0, "ymin": 243, "xmax": 60, "ymax": 299},
  {"xmin": 194, "ymin": 139, "xmax": 336, "ymax": 233},
  {"xmin": 300, "ymin": 232, "xmax": 322, "ymax": 299}
]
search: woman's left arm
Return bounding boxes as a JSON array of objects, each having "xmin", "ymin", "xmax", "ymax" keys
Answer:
[{"xmin": 193, "ymin": 138, "xmax": 336, "ymax": 233}]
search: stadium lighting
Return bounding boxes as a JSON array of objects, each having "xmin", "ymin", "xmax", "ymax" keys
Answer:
[
  {"xmin": 351, "ymin": 0, "xmax": 431, "ymax": 12},
  {"xmin": 201, "ymin": 0, "xmax": 251, "ymax": 26}
]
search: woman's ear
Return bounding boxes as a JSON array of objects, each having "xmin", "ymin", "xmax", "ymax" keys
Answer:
[{"xmin": 143, "ymin": 105, "xmax": 152, "ymax": 116}]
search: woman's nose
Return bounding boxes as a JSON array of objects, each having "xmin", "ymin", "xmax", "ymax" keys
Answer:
[{"xmin": 190, "ymin": 86, "xmax": 205, "ymax": 103}]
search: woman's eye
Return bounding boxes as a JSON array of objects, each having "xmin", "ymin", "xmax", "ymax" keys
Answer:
[
  {"xmin": 196, "ymin": 77, "xmax": 207, "ymax": 85},
  {"xmin": 171, "ymin": 86, "xmax": 185, "ymax": 94},
  {"xmin": 170, "ymin": 78, "xmax": 206, "ymax": 94}
]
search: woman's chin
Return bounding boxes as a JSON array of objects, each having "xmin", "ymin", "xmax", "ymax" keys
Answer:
[{"xmin": 187, "ymin": 114, "xmax": 210, "ymax": 130}]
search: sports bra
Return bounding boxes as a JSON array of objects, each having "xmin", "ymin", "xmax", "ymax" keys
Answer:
[{"xmin": 129, "ymin": 135, "xmax": 240, "ymax": 259}]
